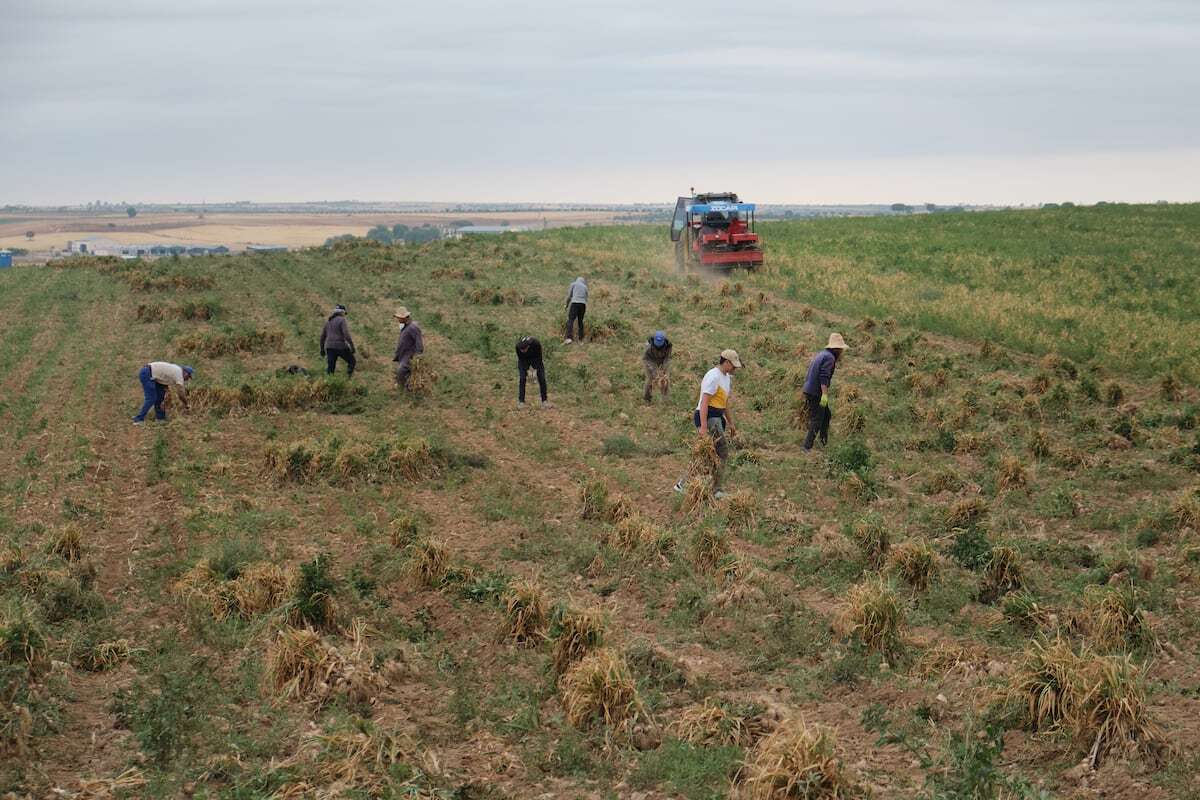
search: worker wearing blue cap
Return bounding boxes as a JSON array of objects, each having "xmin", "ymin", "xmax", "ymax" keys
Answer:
[
  {"xmin": 642, "ymin": 330, "xmax": 673, "ymax": 404},
  {"xmin": 133, "ymin": 361, "xmax": 193, "ymax": 424}
]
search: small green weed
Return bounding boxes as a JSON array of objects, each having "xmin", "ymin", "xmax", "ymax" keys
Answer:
[
  {"xmin": 948, "ymin": 527, "xmax": 992, "ymax": 571},
  {"xmin": 864, "ymin": 707, "xmax": 1050, "ymax": 800},
  {"xmin": 602, "ymin": 434, "xmax": 640, "ymax": 457},
  {"xmin": 292, "ymin": 553, "xmax": 337, "ymax": 629},
  {"xmin": 111, "ymin": 640, "xmax": 211, "ymax": 765},
  {"xmin": 827, "ymin": 438, "xmax": 872, "ymax": 475},
  {"xmin": 459, "ymin": 571, "xmax": 509, "ymax": 604},
  {"xmin": 147, "ymin": 431, "xmax": 169, "ymax": 485}
]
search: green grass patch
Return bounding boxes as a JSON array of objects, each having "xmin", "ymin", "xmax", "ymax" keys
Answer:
[{"xmin": 631, "ymin": 738, "xmax": 742, "ymax": 799}]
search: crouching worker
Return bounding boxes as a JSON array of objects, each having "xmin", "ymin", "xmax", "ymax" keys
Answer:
[
  {"xmin": 320, "ymin": 304, "xmax": 356, "ymax": 376},
  {"xmin": 801, "ymin": 333, "xmax": 848, "ymax": 451},
  {"xmin": 673, "ymin": 349, "xmax": 741, "ymax": 498},
  {"xmin": 133, "ymin": 361, "xmax": 193, "ymax": 423},
  {"xmin": 516, "ymin": 336, "xmax": 553, "ymax": 408},
  {"xmin": 642, "ymin": 330, "xmax": 672, "ymax": 404},
  {"xmin": 392, "ymin": 307, "xmax": 424, "ymax": 390}
]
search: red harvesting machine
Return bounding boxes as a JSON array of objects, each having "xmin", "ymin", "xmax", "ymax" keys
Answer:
[{"xmin": 670, "ymin": 191, "xmax": 763, "ymax": 270}]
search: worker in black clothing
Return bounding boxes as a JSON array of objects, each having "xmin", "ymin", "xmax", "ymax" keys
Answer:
[{"xmin": 516, "ymin": 337, "xmax": 552, "ymax": 408}]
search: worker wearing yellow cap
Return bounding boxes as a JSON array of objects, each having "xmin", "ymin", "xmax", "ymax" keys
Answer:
[{"xmin": 674, "ymin": 348, "xmax": 741, "ymax": 498}]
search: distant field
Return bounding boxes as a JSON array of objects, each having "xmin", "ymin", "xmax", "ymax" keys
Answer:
[
  {"xmin": 2, "ymin": 205, "xmax": 1198, "ymax": 798},
  {"xmin": 761, "ymin": 203, "xmax": 1200, "ymax": 383},
  {"xmin": 0, "ymin": 209, "xmax": 622, "ymax": 252},
  {"xmin": 530, "ymin": 204, "xmax": 1199, "ymax": 383}
]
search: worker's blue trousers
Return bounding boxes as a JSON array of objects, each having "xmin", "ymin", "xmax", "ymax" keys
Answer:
[{"xmin": 134, "ymin": 365, "xmax": 167, "ymax": 421}]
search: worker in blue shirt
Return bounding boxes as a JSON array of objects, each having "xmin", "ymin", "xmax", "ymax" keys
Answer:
[{"xmin": 801, "ymin": 333, "xmax": 848, "ymax": 451}]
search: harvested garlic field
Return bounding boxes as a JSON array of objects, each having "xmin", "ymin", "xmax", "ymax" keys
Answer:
[{"xmin": 2, "ymin": 204, "xmax": 1199, "ymax": 799}]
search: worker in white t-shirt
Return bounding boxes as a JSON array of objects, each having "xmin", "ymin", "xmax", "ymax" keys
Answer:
[
  {"xmin": 133, "ymin": 361, "xmax": 194, "ymax": 423},
  {"xmin": 673, "ymin": 348, "xmax": 742, "ymax": 498}
]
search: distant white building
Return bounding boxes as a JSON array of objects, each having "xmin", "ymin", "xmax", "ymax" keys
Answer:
[
  {"xmin": 66, "ymin": 237, "xmax": 123, "ymax": 255},
  {"xmin": 65, "ymin": 238, "xmax": 228, "ymax": 258}
]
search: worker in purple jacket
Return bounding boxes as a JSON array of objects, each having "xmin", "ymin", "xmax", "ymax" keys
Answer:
[
  {"xmin": 801, "ymin": 333, "xmax": 848, "ymax": 451},
  {"xmin": 392, "ymin": 306, "xmax": 423, "ymax": 390}
]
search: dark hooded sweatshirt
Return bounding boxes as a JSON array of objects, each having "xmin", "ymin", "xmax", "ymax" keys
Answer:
[
  {"xmin": 320, "ymin": 313, "xmax": 354, "ymax": 352},
  {"xmin": 516, "ymin": 338, "xmax": 544, "ymax": 370}
]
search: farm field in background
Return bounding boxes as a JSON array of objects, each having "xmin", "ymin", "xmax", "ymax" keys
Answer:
[
  {"xmin": 0, "ymin": 209, "xmax": 625, "ymax": 253},
  {"xmin": 760, "ymin": 203, "xmax": 1200, "ymax": 384},
  {"xmin": 1, "ymin": 204, "xmax": 1199, "ymax": 799}
]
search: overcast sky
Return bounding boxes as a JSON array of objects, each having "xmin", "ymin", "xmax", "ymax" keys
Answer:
[{"xmin": 3, "ymin": 0, "xmax": 1198, "ymax": 205}]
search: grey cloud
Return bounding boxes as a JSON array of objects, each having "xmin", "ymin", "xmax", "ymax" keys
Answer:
[{"xmin": 1, "ymin": 0, "xmax": 1197, "ymax": 203}]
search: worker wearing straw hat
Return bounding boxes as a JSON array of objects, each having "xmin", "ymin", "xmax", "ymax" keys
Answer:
[
  {"xmin": 391, "ymin": 307, "xmax": 423, "ymax": 390},
  {"xmin": 673, "ymin": 348, "xmax": 741, "ymax": 498},
  {"xmin": 801, "ymin": 333, "xmax": 848, "ymax": 451}
]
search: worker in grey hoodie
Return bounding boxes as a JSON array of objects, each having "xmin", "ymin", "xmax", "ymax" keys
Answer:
[
  {"xmin": 319, "ymin": 304, "xmax": 356, "ymax": 376},
  {"xmin": 564, "ymin": 276, "xmax": 588, "ymax": 344}
]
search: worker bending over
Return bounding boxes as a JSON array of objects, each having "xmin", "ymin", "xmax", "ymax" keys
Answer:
[
  {"xmin": 674, "ymin": 349, "xmax": 741, "ymax": 498},
  {"xmin": 516, "ymin": 336, "xmax": 552, "ymax": 408},
  {"xmin": 133, "ymin": 361, "xmax": 193, "ymax": 423},
  {"xmin": 642, "ymin": 330, "xmax": 672, "ymax": 404}
]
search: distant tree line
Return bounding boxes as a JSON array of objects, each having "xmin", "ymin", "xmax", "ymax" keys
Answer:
[
  {"xmin": 614, "ymin": 211, "xmax": 670, "ymax": 223},
  {"xmin": 886, "ymin": 203, "xmax": 965, "ymax": 214},
  {"xmin": 325, "ymin": 223, "xmax": 443, "ymax": 248},
  {"xmin": 369, "ymin": 223, "xmax": 442, "ymax": 245}
]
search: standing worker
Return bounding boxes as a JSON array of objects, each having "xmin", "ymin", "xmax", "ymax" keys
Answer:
[
  {"xmin": 392, "ymin": 307, "xmax": 424, "ymax": 390},
  {"xmin": 642, "ymin": 330, "xmax": 672, "ymax": 404},
  {"xmin": 801, "ymin": 333, "xmax": 848, "ymax": 451},
  {"xmin": 319, "ymin": 304, "xmax": 356, "ymax": 377},
  {"xmin": 133, "ymin": 361, "xmax": 194, "ymax": 424},
  {"xmin": 673, "ymin": 349, "xmax": 741, "ymax": 498},
  {"xmin": 564, "ymin": 276, "xmax": 588, "ymax": 344},
  {"xmin": 516, "ymin": 336, "xmax": 553, "ymax": 408}
]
